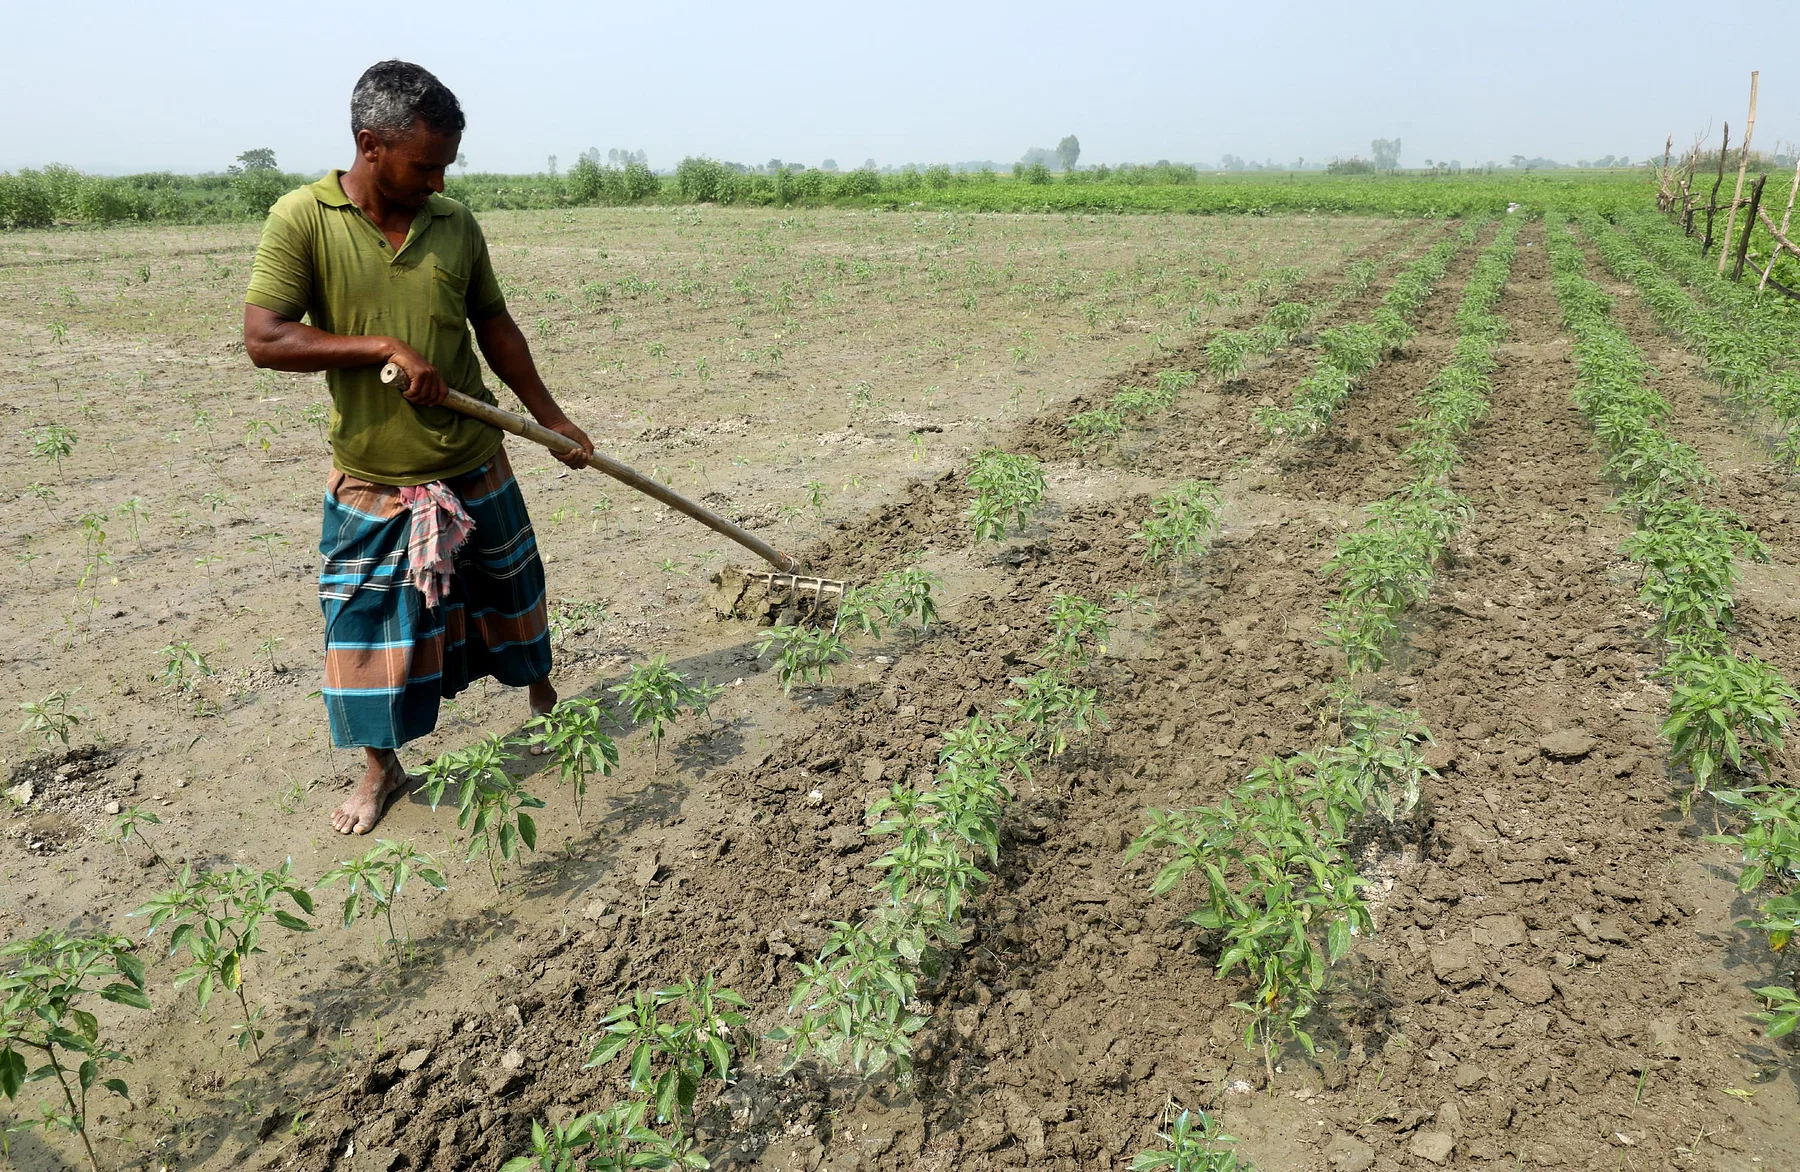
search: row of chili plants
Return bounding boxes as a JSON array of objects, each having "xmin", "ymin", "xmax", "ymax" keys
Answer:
[
  {"xmin": 492, "ymin": 250, "xmax": 1322, "ymax": 1166},
  {"xmin": 1127, "ymin": 214, "xmax": 1524, "ymax": 1098},
  {"xmin": 1199, "ymin": 243, "xmax": 1396, "ymax": 385},
  {"xmin": 1063, "ymin": 238, "xmax": 1400, "ymax": 457},
  {"xmin": 1580, "ymin": 209, "xmax": 1800, "ymax": 468},
  {"xmin": 1610, "ymin": 208, "xmax": 1800, "ymax": 360},
  {"xmin": 1253, "ymin": 220, "xmax": 1484, "ymax": 440},
  {"xmin": 1543, "ymin": 211, "xmax": 1800, "ymax": 1039},
  {"xmin": 1065, "ymin": 226, "xmax": 1453, "ymax": 459}
]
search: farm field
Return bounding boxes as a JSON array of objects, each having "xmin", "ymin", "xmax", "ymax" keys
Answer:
[{"xmin": 4, "ymin": 198, "xmax": 1800, "ymax": 1172}]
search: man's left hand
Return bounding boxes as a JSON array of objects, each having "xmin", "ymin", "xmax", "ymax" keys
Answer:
[{"xmin": 545, "ymin": 418, "xmax": 594, "ymax": 469}]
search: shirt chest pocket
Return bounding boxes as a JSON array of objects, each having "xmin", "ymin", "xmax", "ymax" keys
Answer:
[{"xmin": 429, "ymin": 263, "xmax": 471, "ymax": 328}]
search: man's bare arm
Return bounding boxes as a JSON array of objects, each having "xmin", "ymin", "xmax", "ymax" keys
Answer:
[
  {"xmin": 472, "ymin": 309, "xmax": 593, "ymax": 467},
  {"xmin": 243, "ymin": 304, "xmax": 449, "ymax": 406}
]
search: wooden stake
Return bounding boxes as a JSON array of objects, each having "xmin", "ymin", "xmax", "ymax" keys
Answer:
[
  {"xmin": 1732, "ymin": 173, "xmax": 1766, "ymax": 281},
  {"xmin": 1719, "ymin": 70, "xmax": 1759, "ymax": 273},
  {"xmin": 1657, "ymin": 134, "xmax": 1676, "ymax": 210},
  {"xmin": 1703, "ymin": 123, "xmax": 1730, "ymax": 255},
  {"xmin": 1680, "ymin": 146, "xmax": 1698, "ymax": 231},
  {"xmin": 1761, "ymin": 159, "xmax": 1800, "ymax": 292}
]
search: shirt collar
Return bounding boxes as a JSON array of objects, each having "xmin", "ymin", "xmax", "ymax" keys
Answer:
[
  {"xmin": 311, "ymin": 170, "xmax": 353, "ymax": 208},
  {"xmin": 312, "ymin": 169, "xmax": 455, "ymax": 217}
]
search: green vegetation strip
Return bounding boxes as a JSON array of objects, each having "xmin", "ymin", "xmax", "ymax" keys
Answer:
[
  {"xmin": 1544, "ymin": 211, "xmax": 1800, "ymax": 1039},
  {"xmin": 1579, "ymin": 209, "xmax": 1800, "ymax": 466},
  {"xmin": 1256, "ymin": 221, "xmax": 1483, "ymax": 439},
  {"xmin": 0, "ymin": 164, "xmax": 1649, "ymax": 232}
]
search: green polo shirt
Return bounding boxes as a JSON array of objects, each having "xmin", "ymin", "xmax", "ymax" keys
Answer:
[{"xmin": 245, "ymin": 171, "xmax": 508, "ymax": 486}]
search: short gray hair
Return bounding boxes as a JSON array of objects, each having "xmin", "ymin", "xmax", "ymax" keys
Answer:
[{"xmin": 350, "ymin": 60, "xmax": 465, "ymax": 140}]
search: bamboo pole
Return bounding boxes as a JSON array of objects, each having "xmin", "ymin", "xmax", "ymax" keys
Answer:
[
  {"xmin": 1719, "ymin": 70, "xmax": 1759, "ymax": 273},
  {"xmin": 1657, "ymin": 134, "xmax": 1676, "ymax": 210},
  {"xmin": 376, "ymin": 363, "xmax": 811, "ymax": 575},
  {"xmin": 1760, "ymin": 159, "xmax": 1800, "ymax": 292}
]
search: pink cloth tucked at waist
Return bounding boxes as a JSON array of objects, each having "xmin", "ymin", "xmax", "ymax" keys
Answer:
[{"xmin": 398, "ymin": 481, "xmax": 475, "ymax": 608}]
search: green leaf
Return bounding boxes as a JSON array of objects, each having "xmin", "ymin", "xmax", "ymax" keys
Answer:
[
  {"xmin": 706, "ymin": 1035, "xmax": 731, "ymax": 1079},
  {"xmin": 99, "ymin": 984, "xmax": 152, "ymax": 1011},
  {"xmin": 630, "ymin": 1042, "xmax": 653, "ymax": 1089},
  {"xmin": 272, "ymin": 910, "xmax": 313, "ymax": 932},
  {"xmin": 0, "ymin": 1048, "xmax": 25, "ymax": 1099},
  {"xmin": 101, "ymin": 1077, "xmax": 130, "ymax": 1099},
  {"xmin": 517, "ymin": 812, "xmax": 537, "ymax": 851}
]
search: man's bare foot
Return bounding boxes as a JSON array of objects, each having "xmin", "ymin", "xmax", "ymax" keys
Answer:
[
  {"xmin": 527, "ymin": 678, "xmax": 558, "ymax": 754},
  {"xmin": 332, "ymin": 749, "xmax": 408, "ymax": 834}
]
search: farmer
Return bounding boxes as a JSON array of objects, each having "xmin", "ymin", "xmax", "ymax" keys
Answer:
[{"xmin": 242, "ymin": 60, "xmax": 594, "ymax": 834}]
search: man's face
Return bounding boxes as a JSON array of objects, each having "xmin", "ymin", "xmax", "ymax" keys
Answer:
[{"xmin": 358, "ymin": 125, "xmax": 460, "ymax": 210}]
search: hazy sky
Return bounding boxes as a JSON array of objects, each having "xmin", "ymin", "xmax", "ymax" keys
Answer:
[{"xmin": 5, "ymin": 0, "xmax": 1791, "ymax": 175}]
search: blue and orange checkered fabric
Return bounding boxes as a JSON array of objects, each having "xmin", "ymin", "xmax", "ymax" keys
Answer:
[{"xmin": 317, "ymin": 447, "xmax": 551, "ymax": 748}]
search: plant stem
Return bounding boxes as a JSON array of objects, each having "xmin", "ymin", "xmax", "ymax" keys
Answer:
[
  {"xmin": 383, "ymin": 906, "xmax": 400, "ymax": 964},
  {"xmin": 236, "ymin": 984, "xmax": 262, "ymax": 1059},
  {"xmin": 42, "ymin": 1049, "xmax": 101, "ymax": 1172}
]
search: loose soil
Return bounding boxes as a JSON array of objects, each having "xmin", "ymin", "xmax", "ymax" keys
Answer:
[{"xmin": 3, "ymin": 212, "xmax": 1798, "ymax": 1172}]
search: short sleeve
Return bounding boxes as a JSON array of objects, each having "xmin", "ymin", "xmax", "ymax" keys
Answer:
[
  {"xmin": 245, "ymin": 196, "xmax": 314, "ymax": 320},
  {"xmin": 467, "ymin": 220, "xmax": 506, "ymax": 320}
]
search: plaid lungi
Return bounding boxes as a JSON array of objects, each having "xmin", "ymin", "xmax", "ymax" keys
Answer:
[{"xmin": 318, "ymin": 448, "xmax": 551, "ymax": 749}]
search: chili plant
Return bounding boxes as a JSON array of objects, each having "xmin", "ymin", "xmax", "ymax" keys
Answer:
[
  {"xmin": 773, "ymin": 921, "xmax": 929, "ymax": 1081},
  {"xmin": 316, "ymin": 840, "xmax": 447, "ymax": 963},
  {"xmin": 1065, "ymin": 406, "xmax": 1125, "ymax": 456},
  {"xmin": 1131, "ymin": 763, "xmax": 1371, "ymax": 1085},
  {"xmin": 0, "ymin": 931, "xmax": 152, "ymax": 1172},
  {"xmin": 132, "ymin": 861, "xmax": 314, "ymax": 1057},
  {"xmin": 155, "ymin": 640, "xmax": 212, "ymax": 693},
  {"xmin": 1206, "ymin": 330, "xmax": 1253, "ymax": 382},
  {"xmin": 19, "ymin": 689, "xmax": 85, "ymax": 748},
  {"xmin": 526, "ymin": 697, "xmax": 620, "ymax": 828},
  {"xmin": 1660, "ymin": 651, "xmax": 1798, "ymax": 792},
  {"xmin": 28, "ymin": 424, "xmax": 77, "ymax": 475},
  {"xmin": 501, "ymin": 1101, "xmax": 697, "ymax": 1172},
  {"xmin": 1003, "ymin": 669, "xmax": 1106, "ymax": 758},
  {"xmin": 610, "ymin": 655, "xmax": 699, "ymax": 763},
  {"xmin": 876, "ymin": 565, "xmax": 941, "ymax": 632},
  {"xmin": 965, "ymin": 449, "xmax": 1046, "ymax": 542},
  {"xmin": 756, "ymin": 625, "xmax": 850, "ymax": 693},
  {"xmin": 1043, "ymin": 593, "xmax": 1113, "ymax": 669},
  {"xmin": 586, "ymin": 976, "xmax": 748, "ymax": 1134},
  {"xmin": 107, "ymin": 806, "xmax": 173, "ymax": 877},
  {"xmin": 1310, "ymin": 693, "xmax": 1434, "ymax": 827},
  {"xmin": 1129, "ymin": 1107, "xmax": 1249, "ymax": 1172},
  {"xmin": 1708, "ymin": 786, "xmax": 1800, "ymax": 895},
  {"xmin": 1138, "ymin": 479, "xmax": 1222, "ymax": 575},
  {"xmin": 1752, "ymin": 984, "xmax": 1800, "ymax": 1040},
  {"xmin": 419, "ymin": 734, "xmax": 544, "ymax": 892}
]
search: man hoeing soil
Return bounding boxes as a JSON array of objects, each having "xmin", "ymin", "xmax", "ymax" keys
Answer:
[{"xmin": 243, "ymin": 60, "xmax": 594, "ymax": 834}]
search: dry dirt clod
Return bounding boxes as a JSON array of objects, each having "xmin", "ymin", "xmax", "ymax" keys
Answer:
[
  {"xmin": 1326, "ymin": 1135, "xmax": 1375, "ymax": 1171},
  {"xmin": 1408, "ymin": 1129, "xmax": 1455, "ymax": 1165},
  {"xmin": 1538, "ymin": 728, "xmax": 1596, "ymax": 759}
]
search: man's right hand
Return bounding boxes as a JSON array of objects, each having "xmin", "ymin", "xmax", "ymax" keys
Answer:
[{"xmin": 385, "ymin": 342, "xmax": 449, "ymax": 406}]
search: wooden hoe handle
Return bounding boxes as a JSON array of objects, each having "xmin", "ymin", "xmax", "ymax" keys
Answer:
[{"xmin": 379, "ymin": 362, "xmax": 802, "ymax": 574}]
